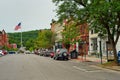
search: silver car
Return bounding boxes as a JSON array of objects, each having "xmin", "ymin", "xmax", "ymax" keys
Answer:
[{"xmin": 53, "ymin": 48, "xmax": 69, "ymax": 60}]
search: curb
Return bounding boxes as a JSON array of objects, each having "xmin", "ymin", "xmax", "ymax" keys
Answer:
[
  {"xmin": 100, "ymin": 66, "xmax": 120, "ymax": 71},
  {"xmin": 76, "ymin": 57, "xmax": 102, "ymax": 63},
  {"xmin": 72, "ymin": 58, "xmax": 120, "ymax": 71}
]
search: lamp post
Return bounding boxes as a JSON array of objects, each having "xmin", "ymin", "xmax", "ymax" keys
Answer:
[
  {"xmin": 98, "ymin": 33, "xmax": 104, "ymax": 64},
  {"xmin": 106, "ymin": 41, "xmax": 109, "ymax": 62},
  {"xmin": 99, "ymin": 40, "xmax": 102, "ymax": 64},
  {"xmin": 84, "ymin": 41, "xmax": 87, "ymax": 61}
]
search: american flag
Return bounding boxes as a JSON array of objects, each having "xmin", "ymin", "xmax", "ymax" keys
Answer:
[{"xmin": 14, "ymin": 23, "xmax": 21, "ymax": 30}]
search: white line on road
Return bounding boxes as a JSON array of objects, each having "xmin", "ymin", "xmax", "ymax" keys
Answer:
[
  {"xmin": 73, "ymin": 66, "xmax": 101, "ymax": 72},
  {"xmin": 73, "ymin": 66, "xmax": 87, "ymax": 72}
]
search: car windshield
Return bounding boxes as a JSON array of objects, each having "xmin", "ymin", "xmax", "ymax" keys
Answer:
[{"xmin": 59, "ymin": 49, "xmax": 67, "ymax": 53}]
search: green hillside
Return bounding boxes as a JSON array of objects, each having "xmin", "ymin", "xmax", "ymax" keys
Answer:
[{"xmin": 8, "ymin": 30, "xmax": 39, "ymax": 49}]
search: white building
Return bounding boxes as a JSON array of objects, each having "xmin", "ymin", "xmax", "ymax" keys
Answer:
[{"xmin": 89, "ymin": 29, "xmax": 120, "ymax": 57}]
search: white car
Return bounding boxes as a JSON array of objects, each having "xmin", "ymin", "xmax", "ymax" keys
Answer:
[{"xmin": 0, "ymin": 50, "xmax": 4, "ymax": 56}]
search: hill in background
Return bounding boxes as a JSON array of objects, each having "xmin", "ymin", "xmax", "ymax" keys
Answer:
[{"xmin": 8, "ymin": 30, "xmax": 39, "ymax": 48}]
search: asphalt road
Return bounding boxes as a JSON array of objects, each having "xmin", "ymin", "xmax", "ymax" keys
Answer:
[{"xmin": 0, "ymin": 54, "xmax": 120, "ymax": 80}]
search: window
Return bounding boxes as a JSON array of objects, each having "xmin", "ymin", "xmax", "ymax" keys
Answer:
[
  {"xmin": 91, "ymin": 30, "xmax": 94, "ymax": 34},
  {"xmin": 92, "ymin": 38, "xmax": 97, "ymax": 50}
]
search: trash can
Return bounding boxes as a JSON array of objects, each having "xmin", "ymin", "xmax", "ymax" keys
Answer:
[
  {"xmin": 70, "ymin": 50, "xmax": 78, "ymax": 59},
  {"xmin": 118, "ymin": 51, "xmax": 120, "ymax": 64}
]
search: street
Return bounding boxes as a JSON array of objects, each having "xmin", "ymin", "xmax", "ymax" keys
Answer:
[{"xmin": 0, "ymin": 54, "xmax": 120, "ymax": 80}]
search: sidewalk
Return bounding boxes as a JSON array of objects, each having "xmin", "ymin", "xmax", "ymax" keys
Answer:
[
  {"xmin": 77, "ymin": 55, "xmax": 107, "ymax": 63},
  {"xmin": 76, "ymin": 55, "xmax": 120, "ymax": 71}
]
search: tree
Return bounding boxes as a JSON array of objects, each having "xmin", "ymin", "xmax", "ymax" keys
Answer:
[
  {"xmin": 52, "ymin": 0, "xmax": 120, "ymax": 64},
  {"xmin": 35, "ymin": 29, "xmax": 54, "ymax": 49},
  {"xmin": 52, "ymin": 0, "xmax": 81, "ymax": 22},
  {"xmin": 62, "ymin": 18, "xmax": 80, "ymax": 49},
  {"xmin": 88, "ymin": 0, "xmax": 120, "ymax": 64},
  {"xmin": 25, "ymin": 39, "xmax": 35, "ymax": 50}
]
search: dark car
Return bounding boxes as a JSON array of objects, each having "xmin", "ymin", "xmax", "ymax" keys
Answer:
[
  {"xmin": 43, "ymin": 50, "xmax": 54, "ymax": 57},
  {"xmin": 8, "ymin": 51, "xmax": 16, "ymax": 54},
  {"xmin": 53, "ymin": 48, "xmax": 69, "ymax": 60}
]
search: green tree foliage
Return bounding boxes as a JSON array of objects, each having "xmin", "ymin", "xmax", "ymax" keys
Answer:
[
  {"xmin": 52, "ymin": 0, "xmax": 89, "ymax": 22},
  {"xmin": 35, "ymin": 29, "xmax": 54, "ymax": 49},
  {"xmin": 52, "ymin": 0, "xmax": 120, "ymax": 63},
  {"xmin": 8, "ymin": 30, "xmax": 39, "ymax": 50},
  {"xmin": 62, "ymin": 19, "xmax": 80, "ymax": 49},
  {"xmin": 53, "ymin": 0, "xmax": 81, "ymax": 22},
  {"xmin": 87, "ymin": 0, "xmax": 120, "ymax": 63},
  {"xmin": 25, "ymin": 39, "xmax": 35, "ymax": 51}
]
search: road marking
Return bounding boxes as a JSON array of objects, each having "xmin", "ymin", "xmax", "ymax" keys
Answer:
[
  {"xmin": 73, "ymin": 66, "xmax": 101, "ymax": 72},
  {"xmin": 73, "ymin": 66, "xmax": 87, "ymax": 72}
]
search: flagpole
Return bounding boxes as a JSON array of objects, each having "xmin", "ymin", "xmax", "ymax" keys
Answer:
[
  {"xmin": 20, "ymin": 23, "xmax": 23, "ymax": 48},
  {"xmin": 21, "ymin": 29, "xmax": 23, "ymax": 47}
]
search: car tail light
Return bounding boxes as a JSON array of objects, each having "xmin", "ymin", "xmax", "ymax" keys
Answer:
[
  {"xmin": 50, "ymin": 53, "xmax": 54, "ymax": 56},
  {"xmin": 51, "ymin": 54, "xmax": 54, "ymax": 56}
]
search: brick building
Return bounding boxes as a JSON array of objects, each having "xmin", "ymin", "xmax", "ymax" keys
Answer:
[
  {"xmin": 0, "ymin": 29, "xmax": 9, "ymax": 49},
  {"xmin": 78, "ymin": 23, "xmax": 89, "ymax": 55},
  {"xmin": 51, "ymin": 18, "xmax": 89, "ymax": 56}
]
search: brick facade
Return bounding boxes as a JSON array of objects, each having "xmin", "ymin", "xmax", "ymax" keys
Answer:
[{"xmin": 0, "ymin": 30, "xmax": 9, "ymax": 49}]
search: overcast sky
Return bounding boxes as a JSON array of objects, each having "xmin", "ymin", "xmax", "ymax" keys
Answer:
[{"xmin": 0, "ymin": 0, "xmax": 57, "ymax": 33}]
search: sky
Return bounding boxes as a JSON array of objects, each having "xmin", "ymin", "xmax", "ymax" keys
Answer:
[{"xmin": 0, "ymin": 0, "xmax": 57, "ymax": 33}]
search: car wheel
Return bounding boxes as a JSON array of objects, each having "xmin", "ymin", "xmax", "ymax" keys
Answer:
[
  {"xmin": 54, "ymin": 56, "xmax": 59, "ymax": 60},
  {"xmin": 66, "ymin": 58, "xmax": 69, "ymax": 60},
  {"xmin": 53, "ymin": 57, "xmax": 56, "ymax": 60}
]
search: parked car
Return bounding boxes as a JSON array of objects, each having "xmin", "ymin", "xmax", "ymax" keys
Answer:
[
  {"xmin": 39, "ymin": 50, "xmax": 45, "ymax": 56},
  {"xmin": 25, "ymin": 50, "xmax": 31, "ymax": 54},
  {"xmin": 0, "ymin": 50, "xmax": 4, "ymax": 56},
  {"xmin": 43, "ymin": 50, "xmax": 54, "ymax": 57},
  {"xmin": 53, "ymin": 48, "xmax": 69, "ymax": 60},
  {"xmin": 34, "ymin": 50, "xmax": 39, "ymax": 55},
  {"xmin": 8, "ymin": 51, "xmax": 16, "ymax": 54},
  {"xmin": 2, "ymin": 50, "xmax": 8, "ymax": 55},
  {"xmin": 50, "ymin": 52, "xmax": 54, "ymax": 58},
  {"xmin": 0, "ymin": 50, "xmax": 8, "ymax": 56}
]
